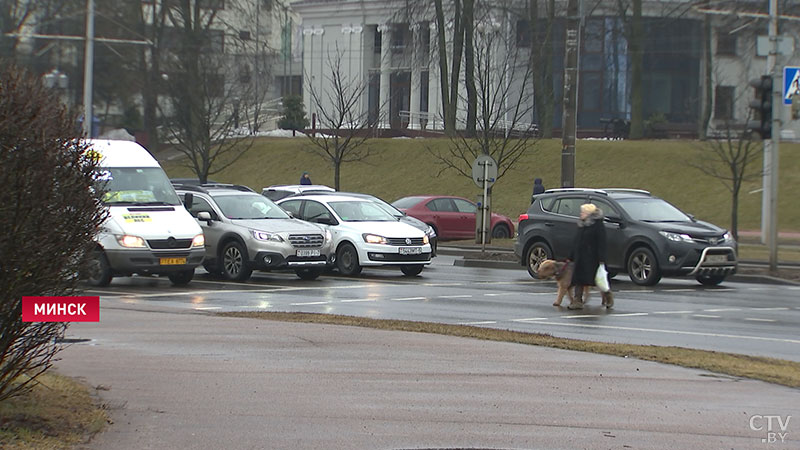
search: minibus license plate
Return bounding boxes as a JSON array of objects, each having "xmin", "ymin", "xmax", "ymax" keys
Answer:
[
  {"xmin": 160, "ymin": 257, "xmax": 187, "ymax": 265},
  {"xmin": 400, "ymin": 247, "xmax": 422, "ymax": 255},
  {"xmin": 297, "ymin": 249, "xmax": 320, "ymax": 257}
]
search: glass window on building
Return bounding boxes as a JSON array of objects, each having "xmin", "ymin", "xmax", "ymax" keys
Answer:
[
  {"xmin": 716, "ymin": 31, "xmax": 736, "ymax": 56},
  {"xmin": 714, "ymin": 85, "xmax": 735, "ymax": 121}
]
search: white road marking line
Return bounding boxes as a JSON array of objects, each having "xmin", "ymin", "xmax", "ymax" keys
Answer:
[
  {"xmin": 608, "ymin": 312, "xmax": 649, "ymax": 317},
  {"xmin": 704, "ymin": 308, "xmax": 742, "ymax": 312},
  {"xmin": 237, "ymin": 305, "xmax": 271, "ymax": 308},
  {"xmin": 560, "ymin": 315, "xmax": 597, "ymax": 319},
  {"xmin": 392, "ymin": 297, "xmax": 426, "ymax": 301},
  {"xmin": 709, "ymin": 288, "xmax": 735, "ymax": 292},
  {"xmin": 194, "ymin": 306, "xmax": 222, "ymax": 310},
  {"xmin": 664, "ymin": 289, "xmax": 696, "ymax": 292},
  {"xmin": 461, "ymin": 321, "xmax": 497, "ymax": 325},
  {"xmin": 618, "ymin": 289, "xmax": 654, "ymax": 293},
  {"xmin": 788, "ymin": 287, "xmax": 800, "ymax": 290},
  {"xmin": 693, "ymin": 314, "xmax": 721, "ymax": 318},
  {"xmin": 745, "ymin": 318, "xmax": 777, "ymax": 322},
  {"xmin": 751, "ymin": 307, "xmax": 790, "ymax": 311},
  {"xmin": 484, "ymin": 293, "xmax": 514, "ymax": 297},
  {"xmin": 289, "ymin": 301, "xmax": 330, "ymax": 306},
  {"xmin": 512, "ymin": 318, "xmax": 549, "ymax": 322},
  {"xmin": 438, "ymin": 295, "xmax": 472, "ymax": 299},
  {"xmin": 522, "ymin": 322, "xmax": 800, "ymax": 344},
  {"xmin": 652, "ymin": 310, "xmax": 694, "ymax": 315},
  {"xmin": 86, "ymin": 289, "xmax": 148, "ymax": 297},
  {"xmin": 341, "ymin": 298, "xmax": 376, "ymax": 303}
]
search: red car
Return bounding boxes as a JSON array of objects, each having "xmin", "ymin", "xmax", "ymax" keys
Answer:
[{"xmin": 392, "ymin": 195, "xmax": 515, "ymax": 240}]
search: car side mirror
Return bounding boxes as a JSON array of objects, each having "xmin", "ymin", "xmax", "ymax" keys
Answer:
[
  {"xmin": 285, "ymin": 211, "xmax": 294, "ymax": 219},
  {"xmin": 316, "ymin": 217, "xmax": 336, "ymax": 226},
  {"xmin": 183, "ymin": 193, "xmax": 193, "ymax": 209},
  {"xmin": 605, "ymin": 215, "xmax": 624, "ymax": 226},
  {"xmin": 197, "ymin": 211, "xmax": 213, "ymax": 223}
]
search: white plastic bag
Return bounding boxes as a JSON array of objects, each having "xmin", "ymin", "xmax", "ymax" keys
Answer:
[{"xmin": 595, "ymin": 264, "xmax": 610, "ymax": 293}]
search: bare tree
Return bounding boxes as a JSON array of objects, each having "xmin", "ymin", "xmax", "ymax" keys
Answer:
[
  {"xmin": 0, "ymin": 64, "xmax": 106, "ymax": 401},
  {"xmin": 690, "ymin": 121, "xmax": 761, "ymax": 240},
  {"xmin": 305, "ymin": 47, "xmax": 377, "ymax": 190},
  {"xmin": 429, "ymin": 10, "xmax": 539, "ymax": 183},
  {"xmin": 524, "ymin": 0, "xmax": 557, "ymax": 138},
  {"xmin": 159, "ymin": 1, "xmax": 265, "ymax": 184}
]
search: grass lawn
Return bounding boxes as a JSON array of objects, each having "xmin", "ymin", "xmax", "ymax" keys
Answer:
[
  {"xmin": 161, "ymin": 137, "xmax": 800, "ymax": 233},
  {"xmin": 0, "ymin": 373, "xmax": 108, "ymax": 449}
]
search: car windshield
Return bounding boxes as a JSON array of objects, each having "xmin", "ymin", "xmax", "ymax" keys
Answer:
[
  {"xmin": 391, "ymin": 196, "xmax": 425, "ymax": 209},
  {"xmin": 369, "ymin": 197, "xmax": 404, "ymax": 218},
  {"xmin": 616, "ymin": 197, "xmax": 692, "ymax": 222},
  {"xmin": 214, "ymin": 194, "xmax": 290, "ymax": 220},
  {"xmin": 96, "ymin": 167, "xmax": 181, "ymax": 206},
  {"xmin": 330, "ymin": 201, "xmax": 396, "ymax": 222}
]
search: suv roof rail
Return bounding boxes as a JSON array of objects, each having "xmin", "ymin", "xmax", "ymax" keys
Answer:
[
  {"xmin": 542, "ymin": 187, "xmax": 652, "ymax": 196},
  {"xmin": 543, "ymin": 188, "xmax": 609, "ymax": 195},
  {"xmin": 601, "ymin": 188, "xmax": 651, "ymax": 195},
  {"xmin": 172, "ymin": 183, "xmax": 209, "ymax": 193},
  {"xmin": 173, "ymin": 183, "xmax": 254, "ymax": 193}
]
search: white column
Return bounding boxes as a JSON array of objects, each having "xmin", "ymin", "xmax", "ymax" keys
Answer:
[
  {"xmin": 409, "ymin": 22, "xmax": 421, "ymax": 130},
  {"xmin": 378, "ymin": 23, "xmax": 391, "ymax": 129},
  {"xmin": 428, "ymin": 21, "xmax": 441, "ymax": 130},
  {"xmin": 302, "ymin": 27, "xmax": 314, "ymax": 119}
]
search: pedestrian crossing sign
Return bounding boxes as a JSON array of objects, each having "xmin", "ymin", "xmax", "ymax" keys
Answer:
[{"xmin": 784, "ymin": 66, "xmax": 800, "ymax": 104}]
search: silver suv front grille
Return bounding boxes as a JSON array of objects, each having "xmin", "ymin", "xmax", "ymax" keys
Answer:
[{"xmin": 288, "ymin": 234, "xmax": 324, "ymax": 248}]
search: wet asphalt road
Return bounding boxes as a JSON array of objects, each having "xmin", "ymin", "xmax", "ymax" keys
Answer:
[{"xmin": 83, "ymin": 254, "xmax": 800, "ymax": 362}]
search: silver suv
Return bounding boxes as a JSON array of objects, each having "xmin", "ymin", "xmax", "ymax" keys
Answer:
[{"xmin": 175, "ymin": 184, "xmax": 333, "ymax": 281}]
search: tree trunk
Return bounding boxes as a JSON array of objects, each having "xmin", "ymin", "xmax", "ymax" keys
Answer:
[
  {"xmin": 463, "ymin": 0, "xmax": 476, "ymax": 137},
  {"xmin": 529, "ymin": 0, "xmax": 555, "ymax": 138},
  {"xmin": 628, "ymin": 0, "xmax": 644, "ymax": 139},
  {"xmin": 699, "ymin": 15, "xmax": 713, "ymax": 140}
]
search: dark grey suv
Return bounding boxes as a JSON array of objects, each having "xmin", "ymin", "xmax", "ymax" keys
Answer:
[{"xmin": 514, "ymin": 189, "xmax": 738, "ymax": 286}]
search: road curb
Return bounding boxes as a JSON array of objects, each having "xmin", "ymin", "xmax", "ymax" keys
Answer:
[{"xmin": 451, "ymin": 254, "xmax": 800, "ymax": 286}]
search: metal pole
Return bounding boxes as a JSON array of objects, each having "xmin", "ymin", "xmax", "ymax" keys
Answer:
[
  {"xmin": 82, "ymin": 0, "xmax": 94, "ymax": 137},
  {"xmin": 481, "ymin": 162, "xmax": 490, "ymax": 251},
  {"xmin": 561, "ymin": 0, "xmax": 580, "ymax": 187},
  {"xmin": 767, "ymin": 0, "xmax": 780, "ymax": 273},
  {"xmin": 254, "ymin": 0, "xmax": 260, "ymax": 133}
]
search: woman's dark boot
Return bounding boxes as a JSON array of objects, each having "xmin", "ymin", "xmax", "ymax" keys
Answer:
[
  {"xmin": 568, "ymin": 286, "xmax": 584, "ymax": 310},
  {"xmin": 601, "ymin": 291, "xmax": 614, "ymax": 309}
]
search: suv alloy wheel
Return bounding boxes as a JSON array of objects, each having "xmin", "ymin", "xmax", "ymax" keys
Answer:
[
  {"xmin": 627, "ymin": 247, "xmax": 662, "ymax": 286},
  {"xmin": 525, "ymin": 242, "xmax": 553, "ymax": 278},
  {"xmin": 221, "ymin": 241, "xmax": 253, "ymax": 281}
]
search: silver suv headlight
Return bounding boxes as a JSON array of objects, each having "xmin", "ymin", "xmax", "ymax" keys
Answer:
[
  {"xmin": 426, "ymin": 226, "xmax": 436, "ymax": 238},
  {"xmin": 659, "ymin": 231, "xmax": 693, "ymax": 243},
  {"xmin": 251, "ymin": 230, "xmax": 284, "ymax": 242},
  {"xmin": 723, "ymin": 231, "xmax": 734, "ymax": 243}
]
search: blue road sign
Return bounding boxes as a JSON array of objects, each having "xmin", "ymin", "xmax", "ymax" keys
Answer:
[{"xmin": 784, "ymin": 66, "xmax": 800, "ymax": 104}]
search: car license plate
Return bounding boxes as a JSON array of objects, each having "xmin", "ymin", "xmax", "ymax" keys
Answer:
[
  {"xmin": 160, "ymin": 257, "xmax": 187, "ymax": 265},
  {"xmin": 297, "ymin": 249, "xmax": 321, "ymax": 257},
  {"xmin": 399, "ymin": 247, "xmax": 422, "ymax": 255},
  {"xmin": 706, "ymin": 254, "xmax": 728, "ymax": 263}
]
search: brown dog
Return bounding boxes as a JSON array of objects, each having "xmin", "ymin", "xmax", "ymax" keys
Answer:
[{"xmin": 537, "ymin": 259, "xmax": 590, "ymax": 307}]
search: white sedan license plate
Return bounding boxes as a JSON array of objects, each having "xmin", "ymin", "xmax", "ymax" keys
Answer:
[
  {"xmin": 297, "ymin": 249, "xmax": 321, "ymax": 257},
  {"xmin": 706, "ymin": 254, "xmax": 728, "ymax": 263},
  {"xmin": 399, "ymin": 247, "xmax": 422, "ymax": 255}
]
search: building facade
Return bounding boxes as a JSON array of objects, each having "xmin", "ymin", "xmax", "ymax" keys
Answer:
[{"xmin": 291, "ymin": 0, "xmax": 800, "ymax": 138}]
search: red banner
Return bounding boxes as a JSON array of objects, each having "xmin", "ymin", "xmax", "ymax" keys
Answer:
[{"xmin": 22, "ymin": 296, "xmax": 100, "ymax": 322}]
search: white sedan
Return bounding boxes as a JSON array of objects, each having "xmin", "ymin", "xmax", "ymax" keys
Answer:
[{"xmin": 277, "ymin": 194, "xmax": 432, "ymax": 276}]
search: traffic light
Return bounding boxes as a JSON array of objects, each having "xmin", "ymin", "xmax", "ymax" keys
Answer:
[{"xmin": 747, "ymin": 75, "xmax": 773, "ymax": 139}]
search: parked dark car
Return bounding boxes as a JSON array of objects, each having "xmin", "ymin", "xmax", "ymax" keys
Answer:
[
  {"xmin": 514, "ymin": 188, "xmax": 738, "ymax": 286},
  {"xmin": 392, "ymin": 195, "xmax": 515, "ymax": 240}
]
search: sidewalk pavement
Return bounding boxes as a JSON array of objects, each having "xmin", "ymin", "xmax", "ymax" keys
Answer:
[{"xmin": 56, "ymin": 300, "xmax": 798, "ymax": 449}]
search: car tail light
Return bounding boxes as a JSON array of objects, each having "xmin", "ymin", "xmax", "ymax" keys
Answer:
[{"xmin": 518, "ymin": 214, "xmax": 529, "ymax": 222}]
